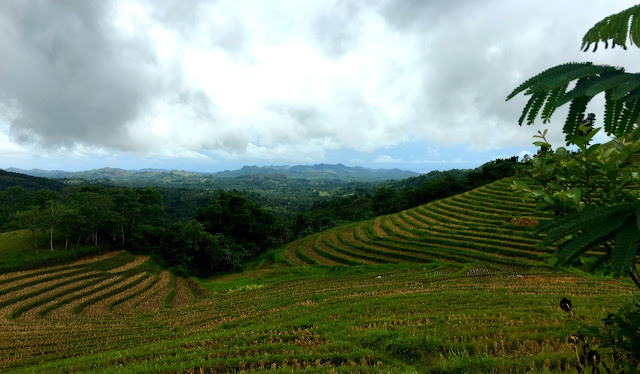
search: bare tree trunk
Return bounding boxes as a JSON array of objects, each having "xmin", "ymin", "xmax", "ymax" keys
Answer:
[
  {"xmin": 121, "ymin": 224, "xmax": 125, "ymax": 245},
  {"xmin": 49, "ymin": 202, "xmax": 54, "ymax": 251},
  {"xmin": 31, "ymin": 230, "xmax": 38, "ymax": 255}
]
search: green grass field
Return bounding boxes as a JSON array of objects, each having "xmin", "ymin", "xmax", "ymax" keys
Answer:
[
  {"xmin": 0, "ymin": 178, "xmax": 635, "ymax": 373},
  {"xmin": 0, "ymin": 230, "xmax": 106, "ymax": 274}
]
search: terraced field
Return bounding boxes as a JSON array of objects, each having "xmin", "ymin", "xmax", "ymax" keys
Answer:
[
  {"xmin": 283, "ymin": 178, "xmax": 553, "ymax": 269},
  {"xmin": 0, "ymin": 251, "xmax": 203, "ymax": 321},
  {"xmin": 0, "ymin": 178, "xmax": 634, "ymax": 373},
  {"xmin": 0, "ymin": 259, "xmax": 632, "ymax": 373}
]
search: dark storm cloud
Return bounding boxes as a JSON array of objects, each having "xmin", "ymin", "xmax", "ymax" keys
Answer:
[{"xmin": 0, "ymin": 0, "xmax": 159, "ymax": 150}]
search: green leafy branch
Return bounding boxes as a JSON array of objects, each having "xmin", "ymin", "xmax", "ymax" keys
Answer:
[
  {"xmin": 506, "ymin": 4, "xmax": 640, "ymax": 144},
  {"xmin": 515, "ymin": 130, "xmax": 640, "ymax": 285}
]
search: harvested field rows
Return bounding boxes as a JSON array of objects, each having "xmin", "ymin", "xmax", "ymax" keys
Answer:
[
  {"xmin": 0, "ymin": 252, "xmax": 201, "ymax": 321},
  {"xmin": 0, "ymin": 262, "xmax": 632, "ymax": 373},
  {"xmin": 282, "ymin": 178, "xmax": 551, "ymax": 268}
]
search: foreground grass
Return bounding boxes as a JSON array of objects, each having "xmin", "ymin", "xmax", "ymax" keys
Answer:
[{"xmin": 0, "ymin": 257, "xmax": 634, "ymax": 373}]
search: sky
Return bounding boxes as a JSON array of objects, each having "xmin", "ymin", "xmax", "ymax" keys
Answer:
[{"xmin": 0, "ymin": 0, "xmax": 638, "ymax": 173}]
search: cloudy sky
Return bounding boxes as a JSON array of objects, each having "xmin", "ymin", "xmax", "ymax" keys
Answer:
[{"xmin": 0, "ymin": 1, "xmax": 637, "ymax": 173}]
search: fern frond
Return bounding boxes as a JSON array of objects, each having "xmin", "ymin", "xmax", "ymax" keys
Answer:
[
  {"xmin": 518, "ymin": 95, "xmax": 537, "ymax": 126},
  {"xmin": 541, "ymin": 84, "xmax": 568, "ymax": 123},
  {"xmin": 584, "ymin": 72, "xmax": 631, "ymax": 96},
  {"xmin": 555, "ymin": 214, "xmax": 628, "ymax": 267},
  {"xmin": 506, "ymin": 63, "xmax": 593, "ymax": 101},
  {"xmin": 610, "ymin": 215, "xmax": 640, "ymax": 277},
  {"xmin": 581, "ymin": 5, "xmax": 640, "ymax": 51},
  {"xmin": 526, "ymin": 91, "xmax": 549, "ymax": 125},
  {"xmin": 618, "ymin": 97, "xmax": 640, "ymax": 135},
  {"xmin": 537, "ymin": 204, "xmax": 637, "ymax": 245},
  {"xmin": 623, "ymin": 88, "xmax": 640, "ymax": 103},
  {"xmin": 632, "ymin": 9, "xmax": 640, "ymax": 47},
  {"xmin": 564, "ymin": 96, "xmax": 592, "ymax": 143},
  {"xmin": 604, "ymin": 90, "xmax": 624, "ymax": 134},
  {"xmin": 532, "ymin": 64, "xmax": 617, "ymax": 92},
  {"xmin": 557, "ymin": 76, "xmax": 599, "ymax": 107},
  {"xmin": 611, "ymin": 75, "xmax": 640, "ymax": 100}
]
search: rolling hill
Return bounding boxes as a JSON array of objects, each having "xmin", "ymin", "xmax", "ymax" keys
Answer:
[
  {"xmin": 281, "ymin": 178, "xmax": 554, "ymax": 269},
  {"xmin": 0, "ymin": 177, "xmax": 631, "ymax": 373},
  {"xmin": 0, "ymin": 169, "xmax": 66, "ymax": 191},
  {"xmin": 7, "ymin": 163, "xmax": 420, "ymax": 184}
]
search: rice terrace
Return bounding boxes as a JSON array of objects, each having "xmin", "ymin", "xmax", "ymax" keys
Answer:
[{"xmin": 0, "ymin": 177, "xmax": 635, "ymax": 373}]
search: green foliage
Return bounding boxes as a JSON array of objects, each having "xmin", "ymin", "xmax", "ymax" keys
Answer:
[
  {"xmin": 0, "ymin": 169, "xmax": 65, "ymax": 191},
  {"xmin": 359, "ymin": 329, "xmax": 441, "ymax": 364},
  {"xmin": 507, "ymin": 63, "xmax": 640, "ymax": 142},
  {"xmin": 511, "ymin": 6, "xmax": 640, "ymax": 371},
  {"xmin": 130, "ymin": 221, "xmax": 245, "ymax": 277},
  {"xmin": 516, "ymin": 129, "xmax": 640, "ymax": 279},
  {"xmin": 196, "ymin": 191, "xmax": 281, "ymax": 257},
  {"xmin": 561, "ymin": 297, "xmax": 640, "ymax": 373},
  {"xmin": 581, "ymin": 5, "xmax": 640, "ymax": 51},
  {"xmin": 0, "ymin": 230, "xmax": 104, "ymax": 274},
  {"xmin": 507, "ymin": 5, "xmax": 640, "ymax": 143}
]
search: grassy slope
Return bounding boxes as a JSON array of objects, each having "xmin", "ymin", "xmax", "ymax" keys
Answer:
[
  {"xmin": 0, "ymin": 230, "xmax": 106, "ymax": 273},
  {"xmin": 0, "ymin": 177, "xmax": 635, "ymax": 373},
  {"xmin": 278, "ymin": 178, "xmax": 554, "ymax": 270}
]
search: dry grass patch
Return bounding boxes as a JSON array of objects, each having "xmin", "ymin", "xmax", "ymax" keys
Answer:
[
  {"xmin": 171, "ymin": 278, "xmax": 192, "ymax": 308},
  {"xmin": 508, "ymin": 217, "xmax": 540, "ymax": 226},
  {"xmin": 108, "ymin": 255, "xmax": 149, "ymax": 273}
]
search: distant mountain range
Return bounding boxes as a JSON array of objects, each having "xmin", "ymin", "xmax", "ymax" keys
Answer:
[
  {"xmin": 6, "ymin": 164, "xmax": 419, "ymax": 184},
  {"xmin": 211, "ymin": 164, "xmax": 418, "ymax": 180}
]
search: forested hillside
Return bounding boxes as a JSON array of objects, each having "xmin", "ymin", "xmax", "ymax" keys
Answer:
[
  {"xmin": 0, "ymin": 157, "xmax": 522, "ymax": 277},
  {"xmin": 0, "ymin": 169, "xmax": 65, "ymax": 191}
]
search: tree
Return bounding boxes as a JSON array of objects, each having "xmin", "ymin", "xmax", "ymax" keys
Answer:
[
  {"xmin": 14, "ymin": 207, "xmax": 41, "ymax": 253},
  {"xmin": 130, "ymin": 220, "xmax": 244, "ymax": 277},
  {"xmin": 508, "ymin": 3, "xmax": 640, "ymax": 283},
  {"xmin": 372, "ymin": 187, "xmax": 400, "ymax": 215},
  {"xmin": 196, "ymin": 191, "xmax": 279, "ymax": 256},
  {"xmin": 515, "ymin": 128, "xmax": 640, "ymax": 280},
  {"xmin": 0, "ymin": 186, "xmax": 32, "ymax": 229},
  {"xmin": 39, "ymin": 199, "xmax": 58, "ymax": 251},
  {"xmin": 508, "ymin": 5, "xmax": 640, "ymax": 371},
  {"xmin": 72, "ymin": 191, "xmax": 115, "ymax": 247},
  {"xmin": 56, "ymin": 202, "xmax": 82, "ymax": 250}
]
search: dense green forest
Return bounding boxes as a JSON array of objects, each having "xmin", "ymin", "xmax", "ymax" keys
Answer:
[
  {"xmin": 0, "ymin": 156, "xmax": 521, "ymax": 277},
  {"xmin": 0, "ymin": 169, "xmax": 66, "ymax": 191}
]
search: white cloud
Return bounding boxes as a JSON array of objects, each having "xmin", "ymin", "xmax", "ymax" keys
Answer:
[
  {"xmin": 0, "ymin": 0, "xmax": 637, "ymax": 169},
  {"xmin": 374, "ymin": 155, "xmax": 404, "ymax": 163},
  {"xmin": 0, "ymin": 129, "xmax": 31, "ymax": 160},
  {"xmin": 518, "ymin": 150, "xmax": 532, "ymax": 160}
]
